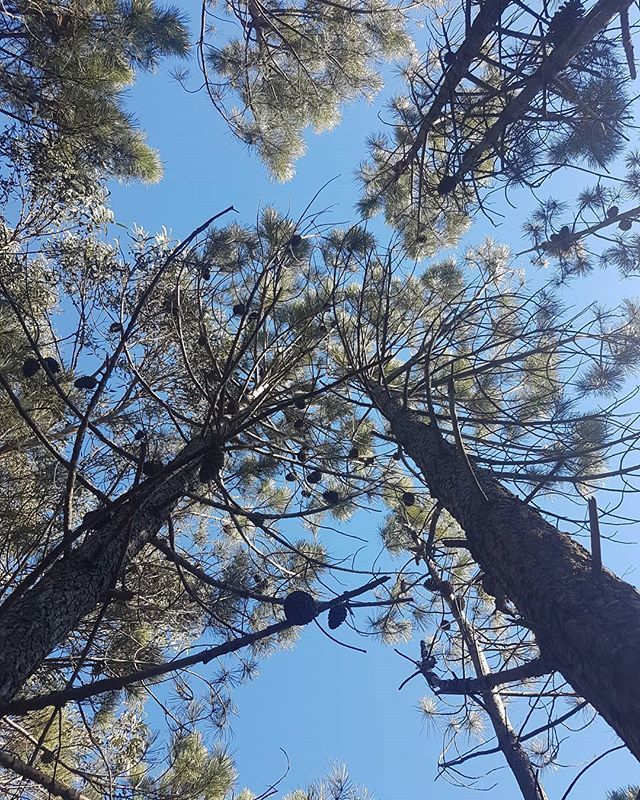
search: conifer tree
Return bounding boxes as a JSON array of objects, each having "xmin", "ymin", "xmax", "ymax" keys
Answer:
[
  {"xmin": 0, "ymin": 1, "xmax": 190, "ymax": 189},
  {"xmin": 200, "ymin": 0, "xmax": 409, "ymax": 179},
  {"xmin": 2, "ymin": 1, "xmax": 640, "ymax": 797},
  {"xmin": 0, "ymin": 206, "xmax": 406, "ymax": 797},
  {"xmin": 2, "ymin": 209, "xmax": 640, "ymax": 795},
  {"xmin": 201, "ymin": 0, "xmax": 637, "ymax": 247},
  {"xmin": 324, "ymin": 236, "xmax": 640, "ymax": 760}
]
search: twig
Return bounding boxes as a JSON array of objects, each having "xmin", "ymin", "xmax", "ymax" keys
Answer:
[
  {"xmin": 559, "ymin": 744, "xmax": 626, "ymax": 800},
  {"xmin": 432, "ymin": 659, "xmax": 549, "ymax": 695},
  {"xmin": 313, "ymin": 619, "xmax": 367, "ymax": 653},
  {"xmin": 620, "ymin": 8, "xmax": 636, "ymax": 79},
  {"xmin": 442, "ymin": 537, "xmax": 470, "ymax": 549}
]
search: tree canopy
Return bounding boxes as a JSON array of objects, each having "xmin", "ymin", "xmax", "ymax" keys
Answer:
[{"xmin": 0, "ymin": 1, "xmax": 640, "ymax": 799}]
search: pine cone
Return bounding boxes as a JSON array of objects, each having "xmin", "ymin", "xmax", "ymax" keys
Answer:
[
  {"xmin": 142, "ymin": 460, "xmax": 163, "ymax": 477},
  {"xmin": 43, "ymin": 357, "xmax": 60, "ymax": 373},
  {"xmin": 548, "ymin": 0, "xmax": 584, "ymax": 43},
  {"xmin": 283, "ymin": 590, "xmax": 317, "ymax": 625},
  {"xmin": 74, "ymin": 375, "xmax": 98, "ymax": 390},
  {"xmin": 328, "ymin": 605, "xmax": 348, "ymax": 629},
  {"xmin": 199, "ymin": 446, "xmax": 225, "ymax": 482},
  {"xmin": 322, "ymin": 489, "xmax": 340, "ymax": 505},
  {"xmin": 21, "ymin": 358, "xmax": 40, "ymax": 378},
  {"xmin": 402, "ymin": 491, "xmax": 416, "ymax": 507}
]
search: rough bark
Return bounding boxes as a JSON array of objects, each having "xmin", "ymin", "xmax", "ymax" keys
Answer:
[
  {"xmin": 373, "ymin": 388, "xmax": 640, "ymax": 759},
  {"xmin": 0, "ymin": 437, "xmax": 207, "ymax": 705}
]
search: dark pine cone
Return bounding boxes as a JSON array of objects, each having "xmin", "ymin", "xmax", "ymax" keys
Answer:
[
  {"xmin": 328, "ymin": 604, "xmax": 348, "ymax": 630},
  {"xmin": 322, "ymin": 489, "xmax": 340, "ymax": 505},
  {"xmin": 21, "ymin": 358, "xmax": 40, "ymax": 378},
  {"xmin": 437, "ymin": 174, "xmax": 458, "ymax": 196},
  {"xmin": 74, "ymin": 375, "xmax": 99, "ymax": 390},
  {"xmin": 548, "ymin": 0, "xmax": 584, "ymax": 43},
  {"xmin": 142, "ymin": 460, "xmax": 163, "ymax": 476},
  {"xmin": 402, "ymin": 491, "xmax": 416, "ymax": 507},
  {"xmin": 43, "ymin": 356, "xmax": 61, "ymax": 373},
  {"xmin": 283, "ymin": 590, "xmax": 317, "ymax": 625}
]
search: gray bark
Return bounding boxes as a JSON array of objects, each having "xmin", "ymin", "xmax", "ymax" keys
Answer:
[
  {"xmin": 373, "ymin": 388, "xmax": 640, "ymax": 760},
  {"xmin": 428, "ymin": 559, "xmax": 547, "ymax": 800},
  {"xmin": 0, "ymin": 437, "xmax": 207, "ymax": 705}
]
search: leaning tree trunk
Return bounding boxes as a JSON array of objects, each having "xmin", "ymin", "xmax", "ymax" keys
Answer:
[
  {"xmin": 429, "ymin": 559, "xmax": 547, "ymax": 800},
  {"xmin": 372, "ymin": 387, "xmax": 640, "ymax": 759},
  {"xmin": 426, "ymin": 559, "xmax": 547, "ymax": 800},
  {"xmin": 0, "ymin": 437, "xmax": 209, "ymax": 705}
]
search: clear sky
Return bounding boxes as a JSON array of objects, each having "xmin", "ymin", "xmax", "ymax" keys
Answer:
[{"xmin": 107, "ymin": 6, "xmax": 640, "ymax": 797}]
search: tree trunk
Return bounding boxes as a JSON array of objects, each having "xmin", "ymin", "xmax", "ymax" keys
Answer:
[
  {"xmin": 427, "ymin": 559, "xmax": 547, "ymax": 800},
  {"xmin": 372, "ymin": 387, "xmax": 640, "ymax": 759},
  {"xmin": 0, "ymin": 438, "xmax": 206, "ymax": 705}
]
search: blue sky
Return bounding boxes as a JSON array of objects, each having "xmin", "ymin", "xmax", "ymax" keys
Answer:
[{"xmin": 107, "ymin": 8, "xmax": 640, "ymax": 798}]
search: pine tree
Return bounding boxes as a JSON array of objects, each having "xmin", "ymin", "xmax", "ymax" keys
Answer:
[
  {"xmin": 2, "ymin": 0, "xmax": 640, "ymax": 795},
  {"xmin": 0, "ymin": 209, "xmax": 406, "ymax": 797},
  {"xmin": 201, "ymin": 0, "xmax": 409, "ymax": 180},
  {"xmin": 202, "ymin": 0, "xmax": 636, "ymax": 241},
  {"xmin": 2, "ymin": 209, "xmax": 640, "ymax": 795},
  {"xmin": 326, "ymin": 237, "xmax": 640, "ymax": 759},
  {"xmin": 0, "ymin": 1, "xmax": 190, "ymax": 189}
]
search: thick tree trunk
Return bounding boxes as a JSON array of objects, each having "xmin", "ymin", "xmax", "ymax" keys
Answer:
[
  {"xmin": 372, "ymin": 388, "xmax": 640, "ymax": 759},
  {"xmin": 0, "ymin": 438, "xmax": 206, "ymax": 705}
]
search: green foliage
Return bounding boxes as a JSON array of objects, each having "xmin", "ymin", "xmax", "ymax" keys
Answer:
[
  {"xmin": 0, "ymin": 1, "xmax": 189, "ymax": 188},
  {"xmin": 3, "ymin": 3, "xmax": 640, "ymax": 793},
  {"xmin": 3, "ymin": 200, "xmax": 640, "ymax": 796},
  {"xmin": 357, "ymin": 88, "xmax": 473, "ymax": 257},
  {"xmin": 284, "ymin": 764, "xmax": 373, "ymax": 800},
  {"xmin": 152, "ymin": 733, "xmax": 236, "ymax": 799},
  {"xmin": 205, "ymin": 0, "xmax": 410, "ymax": 179},
  {"xmin": 606, "ymin": 788, "xmax": 640, "ymax": 800}
]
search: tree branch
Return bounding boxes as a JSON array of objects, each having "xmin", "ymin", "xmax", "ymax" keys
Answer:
[
  {"xmin": 433, "ymin": 658, "xmax": 550, "ymax": 695},
  {"xmin": 0, "ymin": 577, "xmax": 389, "ymax": 716},
  {"xmin": 0, "ymin": 749, "xmax": 91, "ymax": 800}
]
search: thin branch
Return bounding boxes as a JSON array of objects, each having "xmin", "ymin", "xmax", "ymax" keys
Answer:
[
  {"xmin": 0, "ymin": 577, "xmax": 389, "ymax": 716},
  {"xmin": 433, "ymin": 658, "xmax": 550, "ymax": 695}
]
